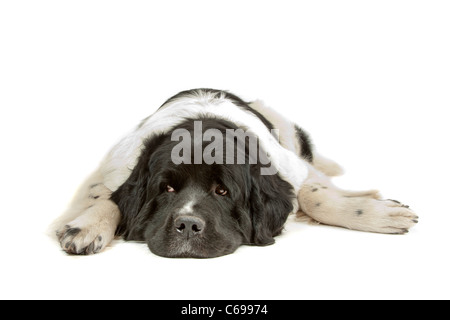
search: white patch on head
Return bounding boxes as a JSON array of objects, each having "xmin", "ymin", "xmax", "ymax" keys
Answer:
[{"xmin": 180, "ymin": 200, "xmax": 195, "ymax": 214}]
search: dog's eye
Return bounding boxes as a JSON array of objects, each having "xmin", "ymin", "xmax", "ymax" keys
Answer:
[
  {"xmin": 166, "ymin": 185, "xmax": 175, "ymax": 193},
  {"xmin": 215, "ymin": 185, "xmax": 228, "ymax": 196}
]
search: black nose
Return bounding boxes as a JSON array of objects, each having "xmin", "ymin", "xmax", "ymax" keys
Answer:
[{"xmin": 174, "ymin": 216, "xmax": 205, "ymax": 238}]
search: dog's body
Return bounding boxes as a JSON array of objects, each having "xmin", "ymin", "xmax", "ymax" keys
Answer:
[{"xmin": 54, "ymin": 89, "xmax": 418, "ymax": 257}]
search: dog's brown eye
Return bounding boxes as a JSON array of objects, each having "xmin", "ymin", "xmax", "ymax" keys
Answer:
[
  {"xmin": 167, "ymin": 185, "xmax": 175, "ymax": 192},
  {"xmin": 215, "ymin": 185, "xmax": 228, "ymax": 196}
]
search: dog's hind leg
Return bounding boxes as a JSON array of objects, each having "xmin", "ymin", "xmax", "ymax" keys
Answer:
[
  {"xmin": 296, "ymin": 164, "xmax": 418, "ymax": 234},
  {"xmin": 51, "ymin": 170, "xmax": 121, "ymax": 255},
  {"xmin": 312, "ymin": 152, "xmax": 344, "ymax": 177}
]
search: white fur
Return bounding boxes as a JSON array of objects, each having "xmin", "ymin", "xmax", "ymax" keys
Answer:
[
  {"xmin": 180, "ymin": 200, "xmax": 195, "ymax": 214},
  {"xmin": 249, "ymin": 99, "xmax": 299, "ymax": 153}
]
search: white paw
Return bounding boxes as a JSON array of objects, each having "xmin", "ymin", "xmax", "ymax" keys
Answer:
[
  {"xmin": 354, "ymin": 198, "xmax": 418, "ymax": 234},
  {"xmin": 57, "ymin": 224, "xmax": 108, "ymax": 255},
  {"xmin": 56, "ymin": 204, "xmax": 119, "ymax": 255}
]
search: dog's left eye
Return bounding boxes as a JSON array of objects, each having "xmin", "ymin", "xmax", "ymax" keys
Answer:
[
  {"xmin": 166, "ymin": 185, "xmax": 175, "ymax": 193},
  {"xmin": 215, "ymin": 185, "xmax": 228, "ymax": 196}
]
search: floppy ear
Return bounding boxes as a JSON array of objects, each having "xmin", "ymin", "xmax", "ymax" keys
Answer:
[
  {"xmin": 110, "ymin": 164, "xmax": 157, "ymax": 241},
  {"xmin": 249, "ymin": 168, "xmax": 294, "ymax": 246},
  {"xmin": 110, "ymin": 135, "xmax": 166, "ymax": 240}
]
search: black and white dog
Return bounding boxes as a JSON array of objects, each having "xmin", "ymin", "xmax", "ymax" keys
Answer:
[{"xmin": 54, "ymin": 89, "xmax": 418, "ymax": 258}]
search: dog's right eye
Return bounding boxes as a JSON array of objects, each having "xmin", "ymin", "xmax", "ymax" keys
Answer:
[{"xmin": 166, "ymin": 185, "xmax": 175, "ymax": 193}]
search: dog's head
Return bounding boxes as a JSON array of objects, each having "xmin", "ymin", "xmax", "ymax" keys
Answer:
[{"xmin": 111, "ymin": 118, "xmax": 294, "ymax": 258}]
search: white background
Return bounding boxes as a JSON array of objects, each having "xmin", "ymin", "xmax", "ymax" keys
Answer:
[{"xmin": 1, "ymin": 0, "xmax": 449, "ymax": 300}]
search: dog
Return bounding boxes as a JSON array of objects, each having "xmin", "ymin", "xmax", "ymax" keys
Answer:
[{"xmin": 53, "ymin": 88, "xmax": 418, "ymax": 258}]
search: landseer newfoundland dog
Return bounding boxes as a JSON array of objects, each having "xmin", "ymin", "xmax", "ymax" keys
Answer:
[{"xmin": 53, "ymin": 88, "xmax": 418, "ymax": 258}]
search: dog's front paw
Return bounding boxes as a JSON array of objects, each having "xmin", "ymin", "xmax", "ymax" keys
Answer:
[
  {"xmin": 379, "ymin": 199, "xmax": 419, "ymax": 233},
  {"xmin": 360, "ymin": 198, "xmax": 419, "ymax": 234},
  {"xmin": 57, "ymin": 224, "xmax": 108, "ymax": 255},
  {"xmin": 55, "ymin": 201, "xmax": 120, "ymax": 255}
]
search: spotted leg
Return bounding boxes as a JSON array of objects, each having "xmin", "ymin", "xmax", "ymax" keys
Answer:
[
  {"xmin": 53, "ymin": 171, "xmax": 121, "ymax": 255},
  {"xmin": 297, "ymin": 164, "xmax": 418, "ymax": 234}
]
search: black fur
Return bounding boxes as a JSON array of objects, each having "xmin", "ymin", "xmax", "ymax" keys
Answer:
[
  {"xmin": 294, "ymin": 125, "xmax": 314, "ymax": 163},
  {"xmin": 111, "ymin": 118, "xmax": 294, "ymax": 258}
]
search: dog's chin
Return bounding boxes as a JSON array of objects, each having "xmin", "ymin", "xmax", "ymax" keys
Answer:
[
  {"xmin": 161, "ymin": 251, "xmax": 224, "ymax": 259},
  {"xmin": 146, "ymin": 238, "xmax": 240, "ymax": 259}
]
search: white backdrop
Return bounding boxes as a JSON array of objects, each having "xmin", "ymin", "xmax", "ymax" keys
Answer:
[{"xmin": 1, "ymin": 0, "xmax": 449, "ymax": 300}]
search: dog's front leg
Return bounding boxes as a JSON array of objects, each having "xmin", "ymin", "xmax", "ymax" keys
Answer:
[
  {"xmin": 55, "ymin": 182, "xmax": 120, "ymax": 255},
  {"xmin": 297, "ymin": 164, "xmax": 418, "ymax": 234}
]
